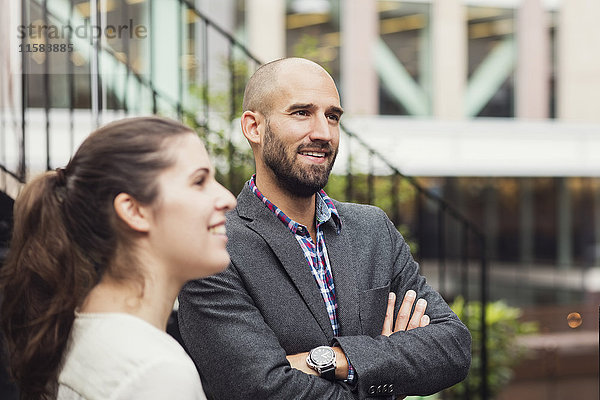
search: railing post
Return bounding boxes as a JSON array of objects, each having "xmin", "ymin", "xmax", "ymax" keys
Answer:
[
  {"xmin": 345, "ymin": 136, "xmax": 353, "ymax": 202},
  {"xmin": 90, "ymin": 0, "xmax": 100, "ymax": 126},
  {"xmin": 461, "ymin": 223, "xmax": 471, "ymax": 400},
  {"xmin": 391, "ymin": 172, "xmax": 400, "ymax": 226},
  {"xmin": 152, "ymin": 90, "xmax": 158, "ymax": 114},
  {"xmin": 202, "ymin": 19, "xmax": 209, "ymax": 127},
  {"xmin": 68, "ymin": 0, "xmax": 75, "ymax": 154},
  {"xmin": 19, "ymin": 0, "xmax": 28, "ymax": 181},
  {"xmin": 121, "ymin": 0, "xmax": 130, "ymax": 114},
  {"xmin": 149, "ymin": 0, "xmax": 157, "ymax": 114},
  {"xmin": 416, "ymin": 191, "xmax": 424, "ymax": 264},
  {"xmin": 480, "ymin": 234, "xmax": 488, "ymax": 400},
  {"xmin": 177, "ymin": 0, "xmax": 184, "ymax": 120},
  {"xmin": 367, "ymin": 151, "xmax": 374, "ymax": 205},
  {"xmin": 43, "ymin": 0, "xmax": 51, "ymax": 170},
  {"xmin": 461, "ymin": 223, "xmax": 469, "ymax": 303},
  {"xmin": 228, "ymin": 44, "xmax": 235, "ymax": 190},
  {"xmin": 438, "ymin": 204, "xmax": 447, "ymax": 295}
]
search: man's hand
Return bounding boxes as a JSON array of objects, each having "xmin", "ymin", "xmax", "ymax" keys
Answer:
[
  {"xmin": 286, "ymin": 352, "xmax": 319, "ymax": 376},
  {"xmin": 381, "ymin": 290, "xmax": 430, "ymax": 336},
  {"xmin": 381, "ymin": 290, "xmax": 429, "ymax": 400}
]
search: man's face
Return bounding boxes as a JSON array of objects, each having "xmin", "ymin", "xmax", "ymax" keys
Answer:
[
  {"xmin": 258, "ymin": 63, "xmax": 343, "ymax": 198},
  {"xmin": 262, "ymin": 120, "xmax": 338, "ymax": 197}
]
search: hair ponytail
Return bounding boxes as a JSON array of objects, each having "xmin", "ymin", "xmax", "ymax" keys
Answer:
[{"xmin": 1, "ymin": 171, "xmax": 95, "ymax": 399}]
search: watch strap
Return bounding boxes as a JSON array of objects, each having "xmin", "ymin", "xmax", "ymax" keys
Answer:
[{"xmin": 319, "ymin": 364, "xmax": 336, "ymax": 381}]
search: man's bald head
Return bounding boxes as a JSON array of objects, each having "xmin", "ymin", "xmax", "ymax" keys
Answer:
[{"xmin": 242, "ymin": 58, "xmax": 334, "ymax": 117}]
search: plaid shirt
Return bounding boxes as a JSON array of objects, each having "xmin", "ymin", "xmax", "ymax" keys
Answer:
[{"xmin": 249, "ymin": 176, "xmax": 355, "ymax": 382}]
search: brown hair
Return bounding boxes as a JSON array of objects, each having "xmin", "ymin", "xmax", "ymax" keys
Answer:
[{"xmin": 0, "ymin": 116, "xmax": 194, "ymax": 399}]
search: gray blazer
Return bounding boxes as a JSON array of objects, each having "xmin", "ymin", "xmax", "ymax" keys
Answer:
[{"xmin": 178, "ymin": 184, "xmax": 471, "ymax": 399}]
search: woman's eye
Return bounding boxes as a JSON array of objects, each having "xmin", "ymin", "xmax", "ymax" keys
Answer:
[{"xmin": 195, "ymin": 177, "xmax": 206, "ymax": 186}]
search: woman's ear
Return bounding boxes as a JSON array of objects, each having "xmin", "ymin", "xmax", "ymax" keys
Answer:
[
  {"xmin": 113, "ymin": 193, "xmax": 151, "ymax": 233},
  {"xmin": 241, "ymin": 110, "xmax": 262, "ymax": 145}
]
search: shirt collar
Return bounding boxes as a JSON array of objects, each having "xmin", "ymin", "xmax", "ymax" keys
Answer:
[{"xmin": 248, "ymin": 175, "xmax": 342, "ymax": 234}]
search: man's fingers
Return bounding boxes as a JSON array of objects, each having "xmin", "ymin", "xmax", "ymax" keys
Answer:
[
  {"xmin": 381, "ymin": 292, "xmax": 396, "ymax": 336},
  {"xmin": 407, "ymin": 298, "xmax": 427, "ymax": 330},
  {"xmin": 384, "ymin": 290, "xmax": 429, "ymax": 335},
  {"xmin": 394, "ymin": 290, "xmax": 416, "ymax": 331}
]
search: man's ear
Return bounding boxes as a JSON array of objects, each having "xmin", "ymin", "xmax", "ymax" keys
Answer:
[
  {"xmin": 241, "ymin": 110, "xmax": 262, "ymax": 146},
  {"xmin": 113, "ymin": 192, "xmax": 151, "ymax": 233}
]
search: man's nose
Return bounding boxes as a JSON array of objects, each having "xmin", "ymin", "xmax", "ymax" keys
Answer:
[{"xmin": 309, "ymin": 114, "xmax": 333, "ymax": 142}]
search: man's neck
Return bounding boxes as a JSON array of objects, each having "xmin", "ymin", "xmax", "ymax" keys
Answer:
[{"xmin": 255, "ymin": 172, "xmax": 316, "ymax": 231}]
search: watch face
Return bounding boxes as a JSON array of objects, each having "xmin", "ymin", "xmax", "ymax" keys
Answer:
[{"xmin": 310, "ymin": 346, "xmax": 334, "ymax": 366}]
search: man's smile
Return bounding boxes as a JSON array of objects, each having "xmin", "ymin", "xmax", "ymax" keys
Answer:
[{"xmin": 298, "ymin": 151, "xmax": 326, "ymax": 158}]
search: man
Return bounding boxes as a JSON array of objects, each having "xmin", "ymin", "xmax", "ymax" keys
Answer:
[{"xmin": 178, "ymin": 58, "xmax": 471, "ymax": 399}]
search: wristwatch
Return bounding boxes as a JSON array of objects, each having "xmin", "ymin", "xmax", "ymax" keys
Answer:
[{"xmin": 306, "ymin": 346, "xmax": 336, "ymax": 381}]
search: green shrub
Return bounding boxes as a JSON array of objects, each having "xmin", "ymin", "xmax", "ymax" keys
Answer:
[{"xmin": 443, "ymin": 297, "xmax": 538, "ymax": 400}]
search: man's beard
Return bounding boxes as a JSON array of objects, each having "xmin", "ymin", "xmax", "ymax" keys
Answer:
[{"xmin": 262, "ymin": 122, "xmax": 337, "ymax": 198}]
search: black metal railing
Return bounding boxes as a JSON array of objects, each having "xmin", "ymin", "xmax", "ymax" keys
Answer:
[{"xmin": 1, "ymin": 1, "xmax": 489, "ymax": 398}]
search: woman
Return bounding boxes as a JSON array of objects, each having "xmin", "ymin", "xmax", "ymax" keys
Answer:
[{"xmin": 0, "ymin": 117, "xmax": 236, "ymax": 399}]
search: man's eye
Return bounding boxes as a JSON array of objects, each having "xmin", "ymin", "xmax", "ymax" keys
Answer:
[
  {"xmin": 294, "ymin": 110, "xmax": 309, "ymax": 116},
  {"xmin": 327, "ymin": 114, "xmax": 339, "ymax": 122}
]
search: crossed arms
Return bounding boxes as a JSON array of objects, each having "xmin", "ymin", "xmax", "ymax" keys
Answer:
[{"xmin": 285, "ymin": 289, "xmax": 431, "ymax": 380}]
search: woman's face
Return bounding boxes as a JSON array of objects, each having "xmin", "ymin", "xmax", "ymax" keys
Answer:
[{"xmin": 147, "ymin": 133, "xmax": 236, "ymax": 281}]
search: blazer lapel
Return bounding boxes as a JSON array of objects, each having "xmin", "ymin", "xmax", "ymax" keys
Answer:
[
  {"xmin": 236, "ymin": 185, "xmax": 334, "ymax": 341},
  {"xmin": 323, "ymin": 218, "xmax": 361, "ymax": 337}
]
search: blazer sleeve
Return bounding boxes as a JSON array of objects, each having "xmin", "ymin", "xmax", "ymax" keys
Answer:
[
  {"xmin": 177, "ymin": 262, "xmax": 357, "ymax": 400},
  {"xmin": 333, "ymin": 210, "xmax": 472, "ymax": 398}
]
